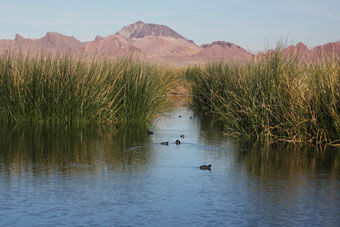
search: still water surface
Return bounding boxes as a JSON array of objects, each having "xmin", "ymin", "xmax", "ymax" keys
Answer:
[{"xmin": 1, "ymin": 106, "xmax": 340, "ymax": 226}]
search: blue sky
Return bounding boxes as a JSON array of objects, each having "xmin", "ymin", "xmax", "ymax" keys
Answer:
[{"xmin": 0, "ymin": 0, "xmax": 339, "ymax": 52}]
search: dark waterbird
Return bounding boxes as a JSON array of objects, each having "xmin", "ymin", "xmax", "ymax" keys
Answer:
[
  {"xmin": 161, "ymin": 141, "xmax": 169, "ymax": 145},
  {"xmin": 147, "ymin": 130, "xmax": 154, "ymax": 135},
  {"xmin": 200, "ymin": 164, "xmax": 211, "ymax": 170},
  {"xmin": 176, "ymin": 139, "xmax": 181, "ymax": 145},
  {"xmin": 180, "ymin": 134, "xmax": 185, "ymax": 138},
  {"xmin": 7, "ymin": 64, "xmax": 12, "ymax": 72}
]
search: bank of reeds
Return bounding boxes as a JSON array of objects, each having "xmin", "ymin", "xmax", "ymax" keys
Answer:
[
  {"xmin": 0, "ymin": 53, "xmax": 174, "ymax": 125},
  {"xmin": 188, "ymin": 51, "xmax": 340, "ymax": 145}
]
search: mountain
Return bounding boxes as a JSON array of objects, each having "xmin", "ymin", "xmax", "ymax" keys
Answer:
[
  {"xmin": 0, "ymin": 32, "xmax": 83, "ymax": 54},
  {"xmin": 39, "ymin": 32, "xmax": 83, "ymax": 51},
  {"xmin": 312, "ymin": 41, "xmax": 340, "ymax": 58},
  {"xmin": 259, "ymin": 41, "xmax": 340, "ymax": 61},
  {"xmin": 114, "ymin": 21, "xmax": 200, "ymax": 59},
  {"xmin": 13, "ymin": 34, "xmax": 37, "ymax": 50},
  {"xmin": 282, "ymin": 42, "xmax": 310, "ymax": 58},
  {"xmin": 127, "ymin": 34, "xmax": 201, "ymax": 58},
  {"xmin": 0, "ymin": 21, "xmax": 339, "ymax": 65},
  {"xmin": 192, "ymin": 41, "xmax": 253, "ymax": 62},
  {"xmin": 94, "ymin": 35, "xmax": 104, "ymax": 42},
  {"xmin": 84, "ymin": 35, "xmax": 142, "ymax": 57},
  {"xmin": 115, "ymin": 21, "xmax": 186, "ymax": 40}
]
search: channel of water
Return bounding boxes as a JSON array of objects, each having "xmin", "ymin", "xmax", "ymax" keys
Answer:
[{"xmin": 0, "ymin": 106, "xmax": 339, "ymax": 226}]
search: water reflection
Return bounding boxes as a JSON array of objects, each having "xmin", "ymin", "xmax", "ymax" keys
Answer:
[
  {"xmin": 0, "ymin": 124, "xmax": 153, "ymax": 177},
  {"xmin": 197, "ymin": 114, "xmax": 227, "ymax": 147},
  {"xmin": 232, "ymin": 144, "xmax": 340, "ymax": 226},
  {"xmin": 197, "ymin": 116, "xmax": 340, "ymax": 179},
  {"xmin": 233, "ymin": 143, "xmax": 340, "ymax": 179}
]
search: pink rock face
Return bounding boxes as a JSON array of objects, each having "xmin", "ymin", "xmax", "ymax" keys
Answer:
[
  {"xmin": 296, "ymin": 42, "xmax": 308, "ymax": 50},
  {"xmin": 0, "ymin": 22, "xmax": 339, "ymax": 65},
  {"xmin": 257, "ymin": 41, "xmax": 340, "ymax": 62},
  {"xmin": 193, "ymin": 41, "xmax": 253, "ymax": 62},
  {"xmin": 39, "ymin": 32, "xmax": 83, "ymax": 51},
  {"xmin": 94, "ymin": 35, "xmax": 104, "ymax": 42},
  {"xmin": 312, "ymin": 42, "xmax": 340, "ymax": 58},
  {"xmin": 130, "ymin": 36, "xmax": 201, "ymax": 57},
  {"xmin": 281, "ymin": 42, "xmax": 311, "ymax": 60},
  {"xmin": 84, "ymin": 35, "xmax": 142, "ymax": 57}
]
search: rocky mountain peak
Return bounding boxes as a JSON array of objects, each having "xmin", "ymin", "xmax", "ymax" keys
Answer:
[
  {"xmin": 44, "ymin": 32, "xmax": 77, "ymax": 41},
  {"xmin": 115, "ymin": 21, "xmax": 186, "ymax": 40},
  {"xmin": 201, "ymin": 41, "xmax": 242, "ymax": 49},
  {"xmin": 296, "ymin": 42, "xmax": 308, "ymax": 50},
  {"xmin": 15, "ymin": 34, "xmax": 25, "ymax": 42},
  {"xmin": 38, "ymin": 32, "xmax": 83, "ymax": 51},
  {"xmin": 94, "ymin": 35, "xmax": 104, "ymax": 42}
]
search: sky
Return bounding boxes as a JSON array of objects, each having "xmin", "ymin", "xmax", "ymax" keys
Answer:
[{"xmin": 0, "ymin": 0, "xmax": 339, "ymax": 52}]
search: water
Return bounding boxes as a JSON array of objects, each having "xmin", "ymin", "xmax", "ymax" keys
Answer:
[{"xmin": 1, "ymin": 106, "xmax": 340, "ymax": 226}]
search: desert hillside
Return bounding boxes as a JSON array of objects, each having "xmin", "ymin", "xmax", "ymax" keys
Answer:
[{"xmin": 0, "ymin": 21, "xmax": 339, "ymax": 65}]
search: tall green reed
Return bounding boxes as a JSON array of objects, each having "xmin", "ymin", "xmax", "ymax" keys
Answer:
[
  {"xmin": 0, "ymin": 53, "xmax": 174, "ymax": 126},
  {"xmin": 189, "ymin": 51, "xmax": 340, "ymax": 145},
  {"xmin": 115, "ymin": 60, "xmax": 174, "ymax": 123}
]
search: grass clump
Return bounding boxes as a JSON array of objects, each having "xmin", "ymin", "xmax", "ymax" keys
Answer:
[
  {"xmin": 188, "ymin": 51, "xmax": 340, "ymax": 145},
  {"xmin": 115, "ymin": 60, "xmax": 174, "ymax": 123},
  {"xmin": 0, "ymin": 53, "xmax": 175, "ymax": 126}
]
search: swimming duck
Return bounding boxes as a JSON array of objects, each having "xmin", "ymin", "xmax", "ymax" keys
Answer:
[
  {"xmin": 160, "ymin": 141, "xmax": 169, "ymax": 145},
  {"xmin": 147, "ymin": 130, "xmax": 154, "ymax": 135},
  {"xmin": 180, "ymin": 134, "xmax": 185, "ymax": 139},
  {"xmin": 176, "ymin": 139, "xmax": 181, "ymax": 145},
  {"xmin": 199, "ymin": 164, "xmax": 211, "ymax": 170}
]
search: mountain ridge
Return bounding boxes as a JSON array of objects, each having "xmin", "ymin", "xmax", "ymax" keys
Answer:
[{"xmin": 1, "ymin": 21, "xmax": 339, "ymax": 65}]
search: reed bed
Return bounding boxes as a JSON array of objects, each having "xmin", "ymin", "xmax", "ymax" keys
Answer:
[
  {"xmin": 188, "ymin": 52, "xmax": 340, "ymax": 145},
  {"xmin": 0, "ymin": 53, "xmax": 175, "ymax": 126}
]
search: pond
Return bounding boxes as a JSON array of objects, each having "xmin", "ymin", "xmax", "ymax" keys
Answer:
[{"xmin": 1, "ymin": 106, "xmax": 340, "ymax": 226}]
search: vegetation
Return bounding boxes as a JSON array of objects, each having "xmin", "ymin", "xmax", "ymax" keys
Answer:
[
  {"xmin": 3, "ymin": 50, "xmax": 340, "ymax": 146},
  {"xmin": 0, "ymin": 53, "xmax": 175, "ymax": 126},
  {"xmin": 188, "ymin": 51, "xmax": 340, "ymax": 145}
]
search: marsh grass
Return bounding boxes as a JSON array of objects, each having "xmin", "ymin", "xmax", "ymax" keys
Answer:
[
  {"xmin": 0, "ymin": 53, "xmax": 175, "ymax": 126},
  {"xmin": 188, "ymin": 51, "xmax": 340, "ymax": 145},
  {"xmin": 116, "ymin": 60, "xmax": 175, "ymax": 123}
]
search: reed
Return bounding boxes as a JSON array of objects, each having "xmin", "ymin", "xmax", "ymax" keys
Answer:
[
  {"xmin": 115, "ymin": 60, "xmax": 174, "ymax": 123},
  {"xmin": 0, "ymin": 53, "xmax": 175, "ymax": 125},
  {"xmin": 188, "ymin": 51, "xmax": 340, "ymax": 145}
]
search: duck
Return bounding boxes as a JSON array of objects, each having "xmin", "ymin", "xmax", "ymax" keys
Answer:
[
  {"xmin": 190, "ymin": 116, "xmax": 192, "ymax": 120},
  {"xmin": 7, "ymin": 64, "xmax": 12, "ymax": 72},
  {"xmin": 147, "ymin": 130, "xmax": 154, "ymax": 135},
  {"xmin": 199, "ymin": 164, "xmax": 212, "ymax": 170},
  {"xmin": 180, "ymin": 134, "xmax": 185, "ymax": 139},
  {"xmin": 179, "ymin": 115, "xmax": 182, "ymax": 118},
  {"xmin": 175, "ymin": 139, "xmax": 181, "ymax": 145},
  {"xmin": 160, "ymin": 141, "xmax": 169, "ymax": 145}
]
